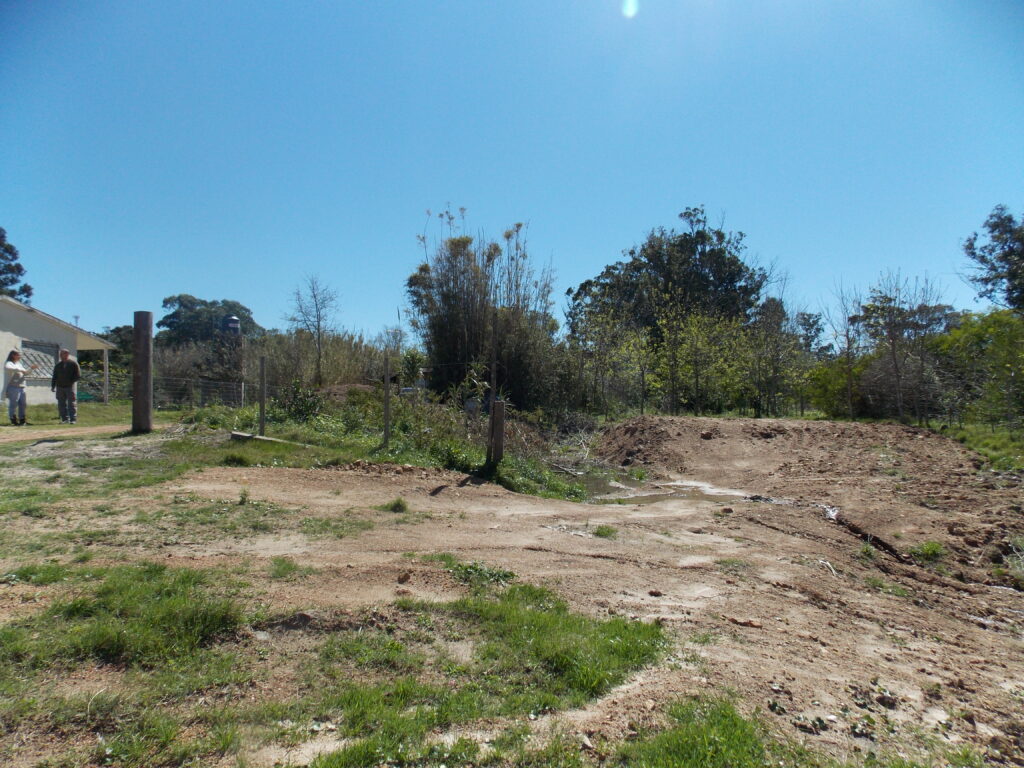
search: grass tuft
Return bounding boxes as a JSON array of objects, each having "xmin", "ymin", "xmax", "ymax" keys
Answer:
[
  {"xmin": 908, "ymin": 540, "xmax": 945, "ymax": 564},
  {"xmin": 377, "ymin": 497, "xmax": 409, "ymax": 514}
]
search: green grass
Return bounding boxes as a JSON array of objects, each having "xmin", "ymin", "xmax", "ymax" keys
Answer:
[
  {"xmin": 18, "ymin": 401, "xmax": 180, "ymax": 429},
  {"xmin": 376, "ymin": 496, "xmax": 409, "ymax": 513},
  {"xmin": 300, "ymin": 514, "xmax": 374, "ymax": 539},
  {"xmin": 865, "ymin": 576, "xmax": 912, "ymax": 597},
  {"xmin": 269, "ymin": 556, "xmax": 315, "ymax": 580},
  {"xmin": 0, "ymin": 562, "xmax": 250, "ymax": 767},
  {"xmin": 134, "ymin": 495, "xmax": 293, "ymax": 537},
  {"xmin": 618, "ymin": 698, "xmax": 766, "ymax": 768},
  {"xmin": 0, "ymin": 562, "xmax": 243, "ymax": 668},
  {"xmin": 302, "ymin": 578, "xmax": 665, "ymax": 766},
  {"xmin": 946, "ymin": 423, "xmax": 1024, "ymax": 472},
  {"xmin": 423, "ymin": 553, "xmax": 516, "ymax": 591},
  {"xmin": 907, "ymin": 540, "xmax": 946, "ymax": 564},
  {"xmin": 593, "ymin": 524, "xmax": 618, "ymax": 539}
]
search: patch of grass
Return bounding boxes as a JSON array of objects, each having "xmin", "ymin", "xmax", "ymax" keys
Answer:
[
  {"xmin": 1, "ymin": 562, "xmax": 103, "ymax": 585},
  {"xmin": 494, "ymin": 455, "xmax": 587, "ymax": 502},
  {"xmin": 946, "ymin": 423, "xmax": 1024, "ymax": 472},
  {"xmin": 865, "ymin": 576, "xmax": 912, "ymax": 597},
  {"xmin": 618, "ymin": 698, "xmax": 766, "ymax": 767},
  {"xmin": 319, "ymin": 629, "xmax": 424, "ymax": 673},
  {"xmin": 593, "ymin": 524, "xmax": 618, "ymax": 539},
  {"xmin": 269, "ymin": 556, "xmax": 315, "ymax": 580},
  {"xmin": 303, "ymin": 578, "xmax": 664, "ymax": 766},
  {"xmin": 0, "ymin": 562, "xmax": 243, "ymax": 668},
  {"xmin": 1006, "ymin": 537, "xmax": 1024, "ymax": 587},
  {"xmin": 376, "ymin": 497, "xmax": 409, "ymax": 514},
  {"xmin": 857, "ymin": 543, "xmax": 877, "ymax": 562},
  {"xmin": 908, "ymin": 540, "xmax": 945, "ymax": 564},
  {"xmin": 688, "ymin": 632, "xmax": 717, "ymax": 646},
  {"xmin": 300, "ymin": 515, "xmax": 374, "ymax": 539},
  {"xmin": 134, "ymin": 496, "xmax": 293, "ymax": 538},
  {"xmin": 423, "ymin": 553, "xmax": 516, "ymax": 591},
  {"xmin": 715, "ymin": 558, "xmax": 751, "ymax": 575},
  {"xmin": 21, "ymin": 401, "xmax": 180, "ymax": 429}
]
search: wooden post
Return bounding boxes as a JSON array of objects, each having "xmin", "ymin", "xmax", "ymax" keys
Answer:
[
  {"xmin": 487, "ymin": 400, "xmax": 505, "ymax": 467},
  {"xmin": 258, "ymin": 356, "xmax": 266, "ymax": 437},
  {"xmin": 383, "ymin": 355, "xmax": 391, "ymax": 450},
  {"xmin": 102, "ymin": 348, "xmax": 109, "ymax": 404},
  {"xmin": 131, "ymin": 311, "xmax": 153, "ymax": 434}
]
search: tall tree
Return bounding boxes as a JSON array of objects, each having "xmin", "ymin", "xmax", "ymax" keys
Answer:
[
  {"xmin": 963, "ymin": 205, "xmax": 1024, "ymax": 312},
  {"xmin": 0, "ymin": 227, "xmax": 33, "ymax": 302},
  {"xmin": 156, "ymin": 295, "xmax": 263, "ymax": 346},
  {"xmin": 288, "ymin": 276, "xmax": 339, "ymax": 387},
  {"xmin": 567, "ymin": 206, "xmax": 767, "ymax": 341}
]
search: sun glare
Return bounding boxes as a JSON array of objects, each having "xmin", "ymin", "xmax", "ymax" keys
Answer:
[{"xmin": 622, "ymin": 0, "xmax": 639, "ymax": 19}]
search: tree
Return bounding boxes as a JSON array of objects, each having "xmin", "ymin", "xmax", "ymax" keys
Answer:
[
  {"xmin": 963, "ymin": 205, "xmax": 1024, "ymax": 312},
  {"xmin": 567, "ymin": 206, "xmax": 767, "ymax": 343},
  {"xmin": 406, "ymin": 211, "xmax": 558, "ymax": 410},
  {"xmin": 855, "ymin": 274, "xmax": 955, "ymax": 423},
  {"xmin": 156, "ymin": 295, "xmax": 263, "ymax": 346},
  {"xmin": 935, "ymin": 310, "xmax": 1023, "ymax": 429},
  {"xmin": 824, "ymin": 284, "xmax": 865, "ymax": 419},
  {"xmin": 0, "ymin": 227, "xmax": 33, "ymax": 302},
  {"xmin": 288, "ymin": 276, "xmax": 339, "ymax": 388}
]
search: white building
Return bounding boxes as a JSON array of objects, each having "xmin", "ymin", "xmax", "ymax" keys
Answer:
[{"xmin": 0, "ymin": 296, "xmax": 115, "ymax": 405}]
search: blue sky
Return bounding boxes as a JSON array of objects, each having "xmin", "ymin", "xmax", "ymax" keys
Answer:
[{"xmin": 2, "ymin": 1, "xmax": 1022, "ymax": 337}]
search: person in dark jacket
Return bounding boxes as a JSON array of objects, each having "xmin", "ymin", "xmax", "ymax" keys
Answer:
[{"xmin": 51, "ymin": 349, "xmax": 81, "ymax": 424}]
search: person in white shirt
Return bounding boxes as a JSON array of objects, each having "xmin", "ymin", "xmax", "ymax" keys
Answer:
[{"xmin": 5, "ymin": 350, "xmax": 37, "ymax": 426}]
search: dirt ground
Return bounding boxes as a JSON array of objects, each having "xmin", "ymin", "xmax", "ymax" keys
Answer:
[
  {"xmin": 5, "ymin": 416, "xmax": 1024, "ymax": 765},
  {"xmin": 0, "ymin": 424, "xmax": 128, "ymax": 443}
]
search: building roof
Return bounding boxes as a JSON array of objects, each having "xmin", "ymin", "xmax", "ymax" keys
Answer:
[{"xmin": 0, "ymin": 296, "xmax": 116, "ymax": 351}]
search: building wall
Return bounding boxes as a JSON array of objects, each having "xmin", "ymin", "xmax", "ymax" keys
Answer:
[{"xmin": 0, "ymin": 304, "xmax": 78, "ymax": 407}]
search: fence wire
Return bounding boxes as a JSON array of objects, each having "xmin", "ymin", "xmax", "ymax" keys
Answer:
[{"xmin": 79, "ymin": 372, "xmax": 285, "ymax": 409}]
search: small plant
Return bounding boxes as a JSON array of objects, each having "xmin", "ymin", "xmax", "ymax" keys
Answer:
[
  {"xmin": 269, "ymin": 556, "xmax": 300, "ymax": 580},
  {"xmin": 715, "ymin": 558, "xmax": 751, "ymax": 575},
  {"xmin": 908, "ymin": 540, "xmax": 946, "ymax": 564},
  {"xmin": 857, "ymin": 543, "xmax": 877, "ymax": 562},
  {"xmin": 1006, "ymin": 537, "xmax": 1024, "ymax": 585},
  {"xmin": 425, "ymin": 553, "xmax": 516, "ymax": 590},
  {"xmin": 689, "ymin": 632, "xmax": 717, "ymax": 645},
  {"xmin": 865, "ymin": 576, "xmax": 911, "ymax": 597},
  {"xmin": 377, "ymin": 497, "xmax": 409, "ymax": 514},
  {"xmin": 593, "ymin": 524, "xmax": 618, "ymax": 539},
  {"xmin": 222, "ymin": 453, "xmax": 251, "ymax": 467},
  {"xmin": 238, "ymin": 488, "xmax": 250, "ymax": 506}
]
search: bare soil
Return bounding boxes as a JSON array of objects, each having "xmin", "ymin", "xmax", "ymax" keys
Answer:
[{"xmin": 5, "ymin": 416, "xmax": 1023, "ymax": 765}]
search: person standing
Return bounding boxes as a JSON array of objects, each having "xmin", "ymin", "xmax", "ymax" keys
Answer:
[
  {"xmin": 51, "ymin": 349, "xmax": 81, "ymax": 424},
  {"xmin": 5, "ymin": 350, "xmax": 37, "ymax": 426}
]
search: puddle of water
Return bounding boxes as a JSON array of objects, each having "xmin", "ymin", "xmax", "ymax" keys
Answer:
[{"xmin": 588, "ymin": 476, "xmax": 746, "ymax": 505}]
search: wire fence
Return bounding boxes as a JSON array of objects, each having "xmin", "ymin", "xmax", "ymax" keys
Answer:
[{"xmin": 79, "ymin": 372, "xmax": 287, "ymax": 409}]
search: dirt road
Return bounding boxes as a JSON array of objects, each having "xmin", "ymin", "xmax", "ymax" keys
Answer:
[
  {"xmin": 140, "ymin": 416, "xmax": 1022, "ymax": 765},
  {"xmin": 0, "ymin": 424, "xmax": 128, "ymax": 443}
]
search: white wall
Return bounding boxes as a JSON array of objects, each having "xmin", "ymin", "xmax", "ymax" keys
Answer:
[
  {"xmin": 0, "ymin": 304, "xmax": 77, "ymax": 351},
  {"xmin": 0, "ymin": 304, "xmax": 78, "ymax": 407}
]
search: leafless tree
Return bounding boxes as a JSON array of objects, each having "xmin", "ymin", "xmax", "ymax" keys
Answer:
[
  {"xmin": 825, "ymin": 283, "xmax": 864, "ymax": 419},
  {"xmin": 288, "ymin": 275, "xmax": 339, "ymax": 387}
]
